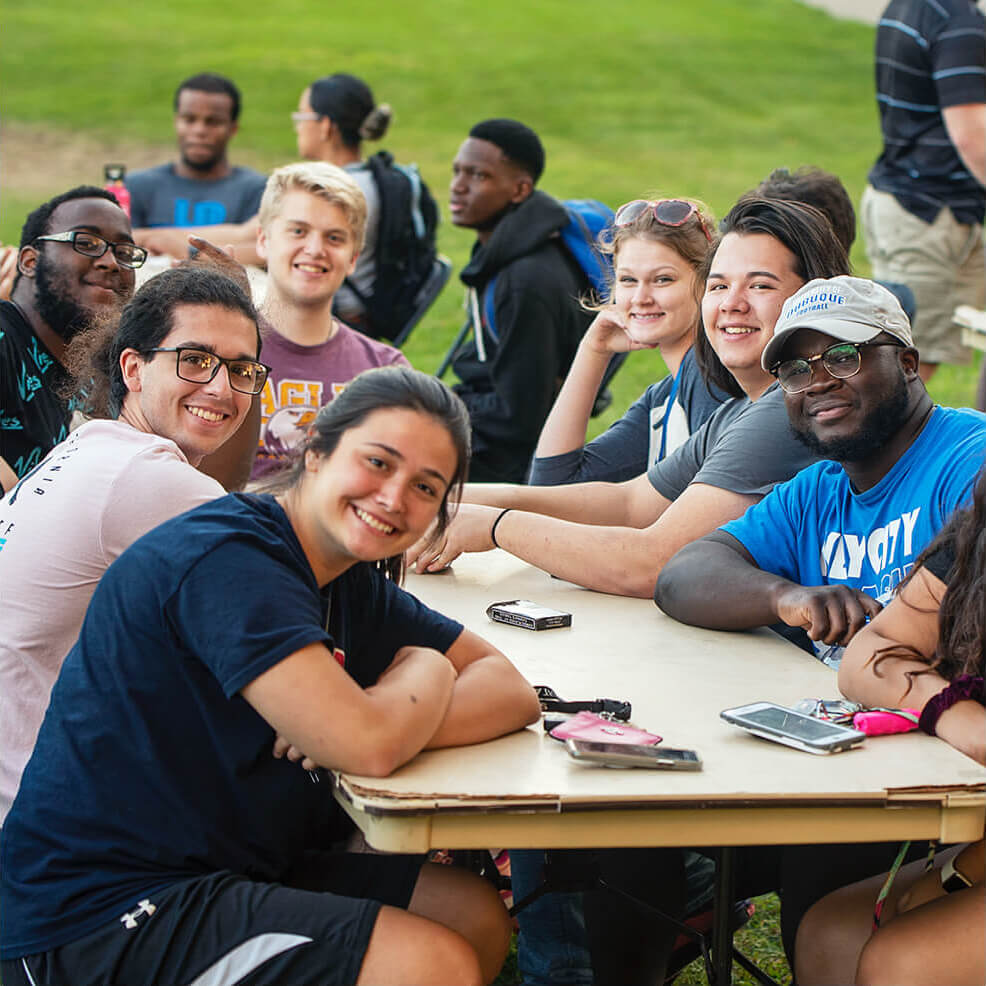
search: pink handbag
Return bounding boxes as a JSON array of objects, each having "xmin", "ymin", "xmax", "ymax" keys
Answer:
[{"xmin": 549, "ymin": 711, "xmax": 662, "ymax": 746}]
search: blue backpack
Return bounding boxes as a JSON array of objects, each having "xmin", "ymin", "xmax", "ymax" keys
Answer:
[{"xmin": 481, "ymin": 198, "xmax": 614, "ymax": 339}]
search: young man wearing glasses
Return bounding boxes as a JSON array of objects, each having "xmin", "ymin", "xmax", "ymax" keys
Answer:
[
  {"xmin": 0, "ymin": 185, "xmax": 140, "ymax": 488},
  {"xmin": 655, "ymin": 275, "xmax": 986, "ymax": 668},
  {"xmin": 0, "ymin": 266, "xmax": 262, "ymax": 827},
  {"xmin": 249, "ymin": 162, "xmax": 408, "ymax": 480}
]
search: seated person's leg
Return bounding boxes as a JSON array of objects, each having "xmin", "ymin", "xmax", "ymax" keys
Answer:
[
  {"xmin": 779, "ymin": 841, "xmax": 929, "ymax": 968},
  {"xmin": 512, "ymin": 847, "xmax": 687, "ymax": 985},
  {"xmin": 512, "ymin": 849, "xmax": 594, "ymax": 985},
  {"xmin": 8, "ymin": 854, "xmax": 501, "ymax": 986},
  {"xmin": 404, "ymin": 861, "xmax": 512, "ymax": 985},
  {"xmin": 794, "ymin": 869, "xmax": 893, "ymax": 986},
  {"xmin": 855, "ymin": 881, "xmax": 984, "ymax": 986}
]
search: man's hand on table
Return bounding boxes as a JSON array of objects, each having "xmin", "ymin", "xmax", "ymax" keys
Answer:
[
  {"xmin": 406, "ymin": 503, "xmax": 501, "ymax": 573},
  {"xmin": 773, "ymin": 584, "xmax": 883, "ymax": 647}
]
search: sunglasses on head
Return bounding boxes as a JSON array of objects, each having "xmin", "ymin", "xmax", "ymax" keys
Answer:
[{"xmin": 613, "ymin": 199, "xmax": 713, "ymax": 242}]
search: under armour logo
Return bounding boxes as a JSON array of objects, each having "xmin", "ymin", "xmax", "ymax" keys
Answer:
[{"xmin": 120, "ymin": 899, "xmax": 156, "ymax": 929}]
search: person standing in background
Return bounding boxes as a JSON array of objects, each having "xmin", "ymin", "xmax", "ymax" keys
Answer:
[{"xmin": 861, "ymin": 0, "xmax": 985, "ymax": 385}]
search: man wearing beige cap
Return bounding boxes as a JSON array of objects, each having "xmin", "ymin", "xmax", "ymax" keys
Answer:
[{"xmin": 655, "ymin": 275, "xmax": 986, "ymax": 668}]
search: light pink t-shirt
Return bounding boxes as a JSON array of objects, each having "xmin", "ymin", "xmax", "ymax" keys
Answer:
[
  {"xmin": 0, "ymin": 419, "xmax": 224, "ymax": 823},
  {"xmin": 252, "ymin": 321, "xmax": 410, "ymax": 479}
]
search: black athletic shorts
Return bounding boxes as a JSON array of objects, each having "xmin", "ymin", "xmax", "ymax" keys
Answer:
[{"xmin": 2, "ymin": 850, "xmax": 423, "ymax": 986}]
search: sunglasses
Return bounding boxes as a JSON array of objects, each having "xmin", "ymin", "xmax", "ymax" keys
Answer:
[{"xmin": 613, "ymin": 199, "xmax": 713, "ymax": 242}]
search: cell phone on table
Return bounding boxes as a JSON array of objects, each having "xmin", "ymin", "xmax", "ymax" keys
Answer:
[
  {"xmin": 720, "ymin": 702, "xmax": 865, "ymax": 755},
  {"xmin": 565, "ymin": 739, "xmax": 702, "ymax": 770},
  {"xmin": 486, "ymin": 599, "xmax": 572, "ymax": 630}
]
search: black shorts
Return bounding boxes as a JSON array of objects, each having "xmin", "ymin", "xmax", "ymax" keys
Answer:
[{"xmin": 2, "ymin": 851, "xmax": 423, "ymax": 986}]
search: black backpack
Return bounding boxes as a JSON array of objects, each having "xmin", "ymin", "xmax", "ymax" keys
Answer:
[{"xmin": 344, "ymin": 150, "xmax": 440, "ymax": 341}]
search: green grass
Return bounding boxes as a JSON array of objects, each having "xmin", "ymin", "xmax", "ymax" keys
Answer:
[
  {"xmin": 4, "ymin": 0, "xmax": 980, "ymax": 416},
  {"xmin": 0, "ymin": 8, "xmax": 977, "ymax": 978}
]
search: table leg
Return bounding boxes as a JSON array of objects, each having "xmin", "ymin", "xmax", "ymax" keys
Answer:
[{"xmin": 712, "ymin": 847, "xmax": 736, "ymax": 985}]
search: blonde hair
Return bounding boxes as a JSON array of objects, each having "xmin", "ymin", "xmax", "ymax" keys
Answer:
[
  {"xmin": 258, "ymin": 161, "xmax": 368, "ymax": 249},
  {"xmin": 589, "ymin": 195, "xmax": 717, "ymax": 311}
]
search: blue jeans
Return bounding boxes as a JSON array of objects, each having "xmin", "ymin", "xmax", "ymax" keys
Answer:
[{"xmin": 511, "ymin": 848, "xmax": 708, "ymax": 985}]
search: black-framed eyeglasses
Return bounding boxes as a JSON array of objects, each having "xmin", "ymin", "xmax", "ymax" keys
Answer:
[
  {"xmin": 770, "ymin": 341, "xmax": 902, "ymax": 394},
  {"xmin": 142, "ymin": 347, "xmax": 270, "ymax": 395},
  {"xmin": 33, "ymin": 230, "xmax": 148, "ymax": 269}
]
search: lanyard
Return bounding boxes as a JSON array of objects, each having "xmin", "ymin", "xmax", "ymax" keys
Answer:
[{"xmin": 656, "ymin": 361, "xmax": 685, "ymax": 462}]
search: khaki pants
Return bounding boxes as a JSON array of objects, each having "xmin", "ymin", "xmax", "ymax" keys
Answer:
[{"xmin": 861, "ymin": 185, "xmax": 985, "ymax": 365}]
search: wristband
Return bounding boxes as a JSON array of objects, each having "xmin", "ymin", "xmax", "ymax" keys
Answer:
[
  {"xmin": 918, "ymin": 674, "xmax": 986, "ymax": 736},
  {"xmin": 490, "ymin": 508, "xmax": 512, "ymax": 548},
  {"xmin": 941, "ymin": 854, "xmax": 973, "ymax": 893}
]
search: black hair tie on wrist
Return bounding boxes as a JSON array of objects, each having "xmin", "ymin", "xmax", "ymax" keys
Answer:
[{"xmin": 490, "ymin": 508, "xmax": 512, "ymax": 548}]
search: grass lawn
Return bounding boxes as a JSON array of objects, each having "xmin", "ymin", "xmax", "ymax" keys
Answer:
[
  {"xmin": 3, "ymin": 0, "xmax": 980, "ymax": 412},
  {"xmin": 0, "ymin": 3, "xmax": 978, "ymax": 983}
]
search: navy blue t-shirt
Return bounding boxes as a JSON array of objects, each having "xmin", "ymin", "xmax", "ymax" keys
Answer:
[{"xmin": 0, "ymin": 493, "xmax": 462, "ymax": 959}]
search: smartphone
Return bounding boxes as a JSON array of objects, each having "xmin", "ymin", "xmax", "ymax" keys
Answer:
[
  {"xmin": 720, "ymin": 702, "xmax": 866, "ymax": 755},
  {"xmin": 486, "ymin": 599, "xmax": 572, "ymax": 631},
  {"xmin": 565, "ymin": 739, "xmax": 702, "ymax": 770}
]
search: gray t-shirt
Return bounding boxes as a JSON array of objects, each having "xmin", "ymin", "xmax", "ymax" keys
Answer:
[
  {"xmin": 647, "ymin": 383, "xmax": 819, "ymax": 501},
  {"xmin": 529, "ymin": 348, "xmax": 725, "ymax": 486},
  {"xmin": 333, "ymin": 162, "xmax": 380, "ymax": 319},
  {"xmin": 125, "ymin": 164, "xmax": 267, "ymax": 228}
]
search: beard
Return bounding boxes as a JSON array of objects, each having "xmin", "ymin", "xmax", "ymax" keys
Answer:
[
  {"xmin": 791, "ymin": 371, "xmax": 910, "ymax": 463},
  {"xmin": 180, "ymin": 146, "xmax": 224, "ymax": 174},
  {"xmin": 34, "ymin": 251, "xmax": 94, "ymax": 343}
]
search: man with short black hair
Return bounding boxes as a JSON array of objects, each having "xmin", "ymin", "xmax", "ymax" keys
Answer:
[
  {"xmin": 655, "ymin": 275, "xmax": 986, "ymax": 665},
  {"xmin": 0, "ymin": 185, "xmax": 140, "ymax": 485},
  {"xmin": 448, "ymin": 118, "xmax": 593, "ymax": 482},
  {"xmin": 127, "ymin": 73, "xmax": 267, "ymax": 259}
]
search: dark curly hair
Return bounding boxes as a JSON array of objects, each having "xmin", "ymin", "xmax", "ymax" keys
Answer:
[
  {"xmin": 873, "ymin": 469, "xmax": 986, "ymax": 687},
  {"xmin": 61, "ymin": 267, "xmax": 259, "ymax": 419}
]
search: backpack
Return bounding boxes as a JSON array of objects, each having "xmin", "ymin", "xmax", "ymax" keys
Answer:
[
  {"xmin": 344, "ymin": 150, "xmax": 440, "ymax": 341},
  {"xmin": 481, "ymin": 198, "xmax": 614, "ymax": 339}
]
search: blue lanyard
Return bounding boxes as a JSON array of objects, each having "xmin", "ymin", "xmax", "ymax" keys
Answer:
[{"xmin": 656, "ymin": 362, "xmax": 685, "ymax": 461}]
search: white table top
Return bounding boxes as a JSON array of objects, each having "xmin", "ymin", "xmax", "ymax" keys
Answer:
[{"xmin": 334, "ymin": 551, "xmax": 985, "ymax": 853}]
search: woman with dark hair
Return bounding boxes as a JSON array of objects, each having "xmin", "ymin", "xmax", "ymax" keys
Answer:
[
  {"xmin": 292, "ymin": 73, "xmax": 393, "ymax": 325},
  {"xmin": 529, "ymin": 196, "xmax": 727, "ymax": 486},
  {"xmin": 0, "ymin": 366, "xmax": 539, "ymax": 986},
  {"xmin": 409, "ymin": 196, "xmax": 851, "ymax": 599},
  {"xmin": 795, "ymin": 471, "xmax": 986, "ymax": 986}
]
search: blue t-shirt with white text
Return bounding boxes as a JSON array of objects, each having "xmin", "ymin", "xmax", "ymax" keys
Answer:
[{"xmin": 721, "ymin": 406, "xmax": 985, "ymax": 666}]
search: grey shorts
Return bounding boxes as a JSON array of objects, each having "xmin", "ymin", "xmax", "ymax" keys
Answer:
[
  {"xmin": 861, "ymin": 185, "xmax": 985, "ymax": 365},
  {"xmin": 3, "ymin": 852, "xmax": 422, "ymax": 986}
]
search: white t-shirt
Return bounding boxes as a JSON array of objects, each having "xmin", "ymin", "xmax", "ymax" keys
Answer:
[{"xmin": 0, "ymin": 419, "xmax": 224, "ymax": 823}]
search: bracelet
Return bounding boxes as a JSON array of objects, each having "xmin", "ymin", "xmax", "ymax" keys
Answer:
[
  {"xmin": 490, "ymin": 508, "xmax": 512, "ymax": 548},
  {"xmin": 918, "ymin": 674, "xmax": 986, "ymax": 736}
]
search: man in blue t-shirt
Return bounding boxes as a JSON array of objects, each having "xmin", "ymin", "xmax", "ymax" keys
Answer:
[
  {"xmin": 655, "ymin": 275, "xmax": 986, "ymax": 667},
  {"xmin": 128, "ymin": 73, "xmax": 267, "ymax": 262}
]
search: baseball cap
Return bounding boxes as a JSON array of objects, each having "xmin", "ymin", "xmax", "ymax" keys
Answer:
[{"xmin": 761, "ymin": 276, "xmax": 913, "ymax": 371}]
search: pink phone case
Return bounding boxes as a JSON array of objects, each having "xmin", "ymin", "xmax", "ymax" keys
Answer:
[
  {"xmin": 852, "ymin": 709, "xmax": 920, "ymax": 736},
  {"xmin": 549, "ymin": 711, "xmax": 662, "ymax": 746}
]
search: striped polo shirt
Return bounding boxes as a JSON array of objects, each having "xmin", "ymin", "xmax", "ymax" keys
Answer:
[{"xmin": 868, "ymin": 0, "xmax": 986, "ymax": 224}]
